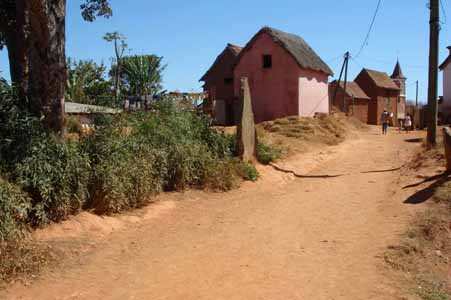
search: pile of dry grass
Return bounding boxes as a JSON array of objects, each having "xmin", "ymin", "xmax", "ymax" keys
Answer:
[{"xmin": 256, "ymin": 113, "xmax": 366, "ymax": 158}]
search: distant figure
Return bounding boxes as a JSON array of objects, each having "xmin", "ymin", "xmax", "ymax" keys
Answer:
[
  {"xmin": 398, "ymin": 117, "xmax": 404, "ymax": 133},
  {"xmin": 381, "ymin": 110, "xmax": 390, "ymax": 135},
  {"xmin": 404, "ymin": 114, "xmax": 412, "ymax": 133}
]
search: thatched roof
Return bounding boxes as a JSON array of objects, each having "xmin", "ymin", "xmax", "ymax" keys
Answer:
[
  {"xmin": 200, "ymin": 43, "xmax": 242, "ymax": 82},
  {"xmin": 363, "ymin": 69, "xmax": 400, "ymax": 90},
  {"xmin": 331, "ymin": 80, "xmax": 370, "ymax": 100},
  {"xmin": 236, "ymin": 27, "xmax": 333, "ymax": 75}
]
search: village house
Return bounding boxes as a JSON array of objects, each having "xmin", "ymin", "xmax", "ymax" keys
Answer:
[
  {"xmin": 233, "ymin": 27, "xmax": 333, "ymax": 123},
  {"xmin": 439, "ymin": 46, "xmax": 451, "ymax": 124},
  {"xmin": 329, "ymin": 80, "xmax": 370, "ymax": 123},
  {"xmin": 200, "ymin": 43, "xmax": 242, "ymax": 125},
  {"xmin": 200, "ymin": 27, "xmax": 333, "ymax": 125},
  {"xmin": 354, "ymin": 67, "xmax": 403, "ymax": 125}
]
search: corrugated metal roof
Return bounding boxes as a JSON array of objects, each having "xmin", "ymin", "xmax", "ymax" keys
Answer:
[{"xmin": 65, "ymin": 102, "xmax": 122, "ymax": 114}]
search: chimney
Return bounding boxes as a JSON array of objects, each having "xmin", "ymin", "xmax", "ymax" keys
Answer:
[{"xmin": 448, "ymin": 46, "xmax": 451, "ymax": 55}]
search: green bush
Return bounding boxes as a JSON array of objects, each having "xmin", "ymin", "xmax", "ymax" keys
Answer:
[
  {"xmin": 256, "ymin": 142, "xmax": 281, "ymax": 165},
  {"xmin": 0, "ymin": 178, "xmax": 31, "ymax": 243},
  {"xmin": 65, "ymin": 116, "xmax": 83, "ymax": 134},
  {"xmin": 236, "ymin": 161, "xmax": 259, "ymax": 182},
  {"xmin": 0, "ymin": 88, "xmax": 42, "ymax": 171},
  {"xmin": 15, "ymin": 136, "xmax": 91, "ymax": 225}
]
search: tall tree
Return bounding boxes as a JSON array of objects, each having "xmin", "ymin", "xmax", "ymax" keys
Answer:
[
  {"xmin": 0, "ymin": 0, "xmax": 112, "ymax": 133},
  {"xmin": 66, "ymin": 58, "xmax": 111, "ymax": 105},
  {"xmin": 103, "ymin": 32, "xmax": 127, "ymax": 103},
  {"xmin": 120, "ymin": 55, "xmax": 166, "ymax": 110}
]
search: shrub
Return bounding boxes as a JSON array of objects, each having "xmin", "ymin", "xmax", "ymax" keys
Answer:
[
  {"xmin": 86, "ymin": 131, "xmax": 168, "ymax": 214},
  {"xmin": 0, "ymin": 89, "xmax": 42, "ymax": 171},
  {"xmin": 15, "ymin": 136, "xmax": 91, "ymax": 225},
  {"xmin": 0, "ymin": 178, "xmax": 31, "ymax": 243},
  {"xmin": 236, "ymin": 161, "xmax": 259, "ymax": 182},
  {"xmin": 256, "ymin": 142, "xmax": 281, "ymax": 165},
  {"xmin": 65, "ymin": 116, "xmax": 83, "ymax": 134}
]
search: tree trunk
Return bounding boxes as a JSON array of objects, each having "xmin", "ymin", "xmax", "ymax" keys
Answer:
[
  {"xmin": 12, "ymin": 0, "xmax": 29, "ymax": 107},
  {"xmin": 28, "ymin": 0, "xmax": 66, "ymax": 133}
]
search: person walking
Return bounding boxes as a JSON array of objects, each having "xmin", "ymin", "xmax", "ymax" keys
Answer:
[
  {"xmin": 404, "ymin": 114, "xmax": 412, "ymax": 133},
  {"xmin": 381, "ymin": 110, "xmax": 390, "ymax": 135}
]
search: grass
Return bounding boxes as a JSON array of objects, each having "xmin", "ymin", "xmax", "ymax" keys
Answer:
[
  {"xmin": 385, "ymin": 170, "xmax": 450, "ymax": 300},
  {"xmin": 257, "ymin": 113, "xmax": 365, "ymax": 158}
]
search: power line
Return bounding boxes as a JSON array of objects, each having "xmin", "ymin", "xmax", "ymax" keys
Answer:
[{"xmin": 354, "ymin": 0, "xmax": 383, "ymax": 58}]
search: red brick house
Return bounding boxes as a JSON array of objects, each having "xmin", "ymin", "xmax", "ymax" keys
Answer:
[
  {"xmin": 354, "ymin": 68, "xmax": 402, "ymax": 125},
  {"xmin": 200, "ymin": 43, "xmax": 242, "ymax": 125},
  {"xmin": 329, "ymin": 80, "xmax": 370, "ymax": 123},
  {"xmin": 233, "ymin": 27, "xmax": 333, "ymax": 123}
]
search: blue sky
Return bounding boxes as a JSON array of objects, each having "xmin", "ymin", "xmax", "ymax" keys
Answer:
[{"xmin": 0, "ymin": 0, "xmax": 450, "ymax": 103}]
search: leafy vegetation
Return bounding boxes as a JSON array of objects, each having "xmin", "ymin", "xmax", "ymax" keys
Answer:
[{"xmin": 66, "ymin": 58, "xmax": 113, "ymax": 106}]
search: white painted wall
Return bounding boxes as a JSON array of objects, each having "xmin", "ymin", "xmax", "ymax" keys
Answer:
[{"xmin": 298, "ymin": 70, "xmax": 329, "ymax": 117}]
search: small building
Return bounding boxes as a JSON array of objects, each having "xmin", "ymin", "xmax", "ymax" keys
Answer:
[
  {"xmin": 200, "ymin": 43, "xmax": 242, "ymax": 125},
  {"xmin": 233, "ymin": 27, "xmax": 333, "ymax": 123},
  {"xmin": 354, "ymin": 68, "xmax": 401, "ymax": 125},
  {"xmin": 439, "ymin": 46, "xmax": 451, "ymax": 123},
  {"xmin": 329, "ymin": 80, "xmax": 370, "ymax": 123}
]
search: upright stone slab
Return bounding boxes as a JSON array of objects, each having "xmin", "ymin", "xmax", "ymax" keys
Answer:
[
  {"xmin": 443, "ymin": 127, "xmax": 451, "ymax": 172},
  {"xmin": 236, "ymin": 77, "xmax": 257, "ymax": 162}
]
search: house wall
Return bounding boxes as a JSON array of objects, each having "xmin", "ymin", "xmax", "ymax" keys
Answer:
[
  {"xmin": 355, "ymin": 72, "xmax": 400, "ymax": 125},
  {"xmin": 298, "ymin": 69, "xmax": 329, "ymax": 117},
  {"xmin": 328, "ymin": 84, "xmax": 369, "ymax": 123},
  {"xmin": 233, "ymin": 32, "xmax": 299, "ymax": 123},
  {"xmin": 203, "ymin": 49, "xmax": 238, "ymax": 125}
]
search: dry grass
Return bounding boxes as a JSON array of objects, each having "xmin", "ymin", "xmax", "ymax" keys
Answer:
[
  {"xmin": 385, "ymin": 141, "xmax": 450, "ymax": 300},
  {"xmin": 257, "ymin": 113, "xmax": 367, "ymax": 158},
  {"xmin": 0, "ymin": 239, "xmax": 58, "ymax": 289}
]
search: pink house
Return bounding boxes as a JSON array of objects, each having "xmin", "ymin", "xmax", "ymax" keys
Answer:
[{"xmin": 233, "ymin": 27, "xmax": 333, "ymax": 123}]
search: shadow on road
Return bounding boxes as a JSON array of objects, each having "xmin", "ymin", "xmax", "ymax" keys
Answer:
[
  {"xmin": 403, "ymin": 172, "xmax": 450, "ymax": 205},
  {"xmin": 404, "ymin": 138, "xmax": 423, "ymax": 143},
  {"xmin": 361, "ymin": 167, "xmax": 403, "ymax": 174}
]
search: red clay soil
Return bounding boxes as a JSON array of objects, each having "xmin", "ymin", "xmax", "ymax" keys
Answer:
[{"xmin": 2, "ymin": 127, "xmax": 429, "ymax": 300}]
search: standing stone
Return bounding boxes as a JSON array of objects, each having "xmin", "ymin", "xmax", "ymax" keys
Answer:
[
  {"xmin": 236, "ymin": 77, "xmax": 257, "ymax": 162},
  {"xmin": 443, "ymin": 127, "xmax": 451, "ymax": 172}
]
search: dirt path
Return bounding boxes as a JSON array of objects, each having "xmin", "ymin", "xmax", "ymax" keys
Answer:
[{"xmin": 3, "ymin": 127, "xmax": 427, "ymax": 300}]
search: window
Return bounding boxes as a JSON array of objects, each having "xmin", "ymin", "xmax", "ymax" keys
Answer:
[
  {"xmin": 224, "ymin": 77, "xmax": 233, "ymax": 85},
  {"xmin": 262, "ymin": 55, "xmax": 272, "ymax": 69}
]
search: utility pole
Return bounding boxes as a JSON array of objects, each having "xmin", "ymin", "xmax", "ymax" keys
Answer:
[
  {"xmin": 427, "ymin": 0, "xmax": 440, "ymax": 146},
  {"xmin": 332, "ymin": 52, "xmax": 350, "ymax": 113},
  {"xmin": 416, "ymin": 80, "xmax": 419, "ymax": 107},
  {"xmin": 343, "ymin": 52, "xmax": 350, "ymax": 113}
]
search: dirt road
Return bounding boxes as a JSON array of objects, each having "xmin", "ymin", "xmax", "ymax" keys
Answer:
[{"xmin": 3, "ymin": 128, "xmax": 426, "ymax": 300}]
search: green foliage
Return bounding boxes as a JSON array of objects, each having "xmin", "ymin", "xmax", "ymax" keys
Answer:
[
  {"xmin": 83, "ymin": 102, "xmax": 243, "ymax": 214},
  {"xmin": 256, "ymin": 142, "xmax": 282, "ymax": 165},
  {"xmin": 15, "ymin": 136, "xmax": 91, "ymax": 225},
  {"xmin": 0, "ymin": 86, "xmax": 42, "ymax": 170},
  {"xmin": 119, "ymin": 55, "xmax": 166, "ymax": 97},
  {"xmin": 236, "ymin": 161, "xmax": 259, "ymax": 182},
  {"xmin": 65, "ymin": 116, "xmax": 83, "ymax": 134},
  {"xmin": 66, "ymin": 58, "xmax": 113, "ymax": 106},
  {"xmin": 0, "ymin": 178, "xmax": 31, "ymax": 243}
]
